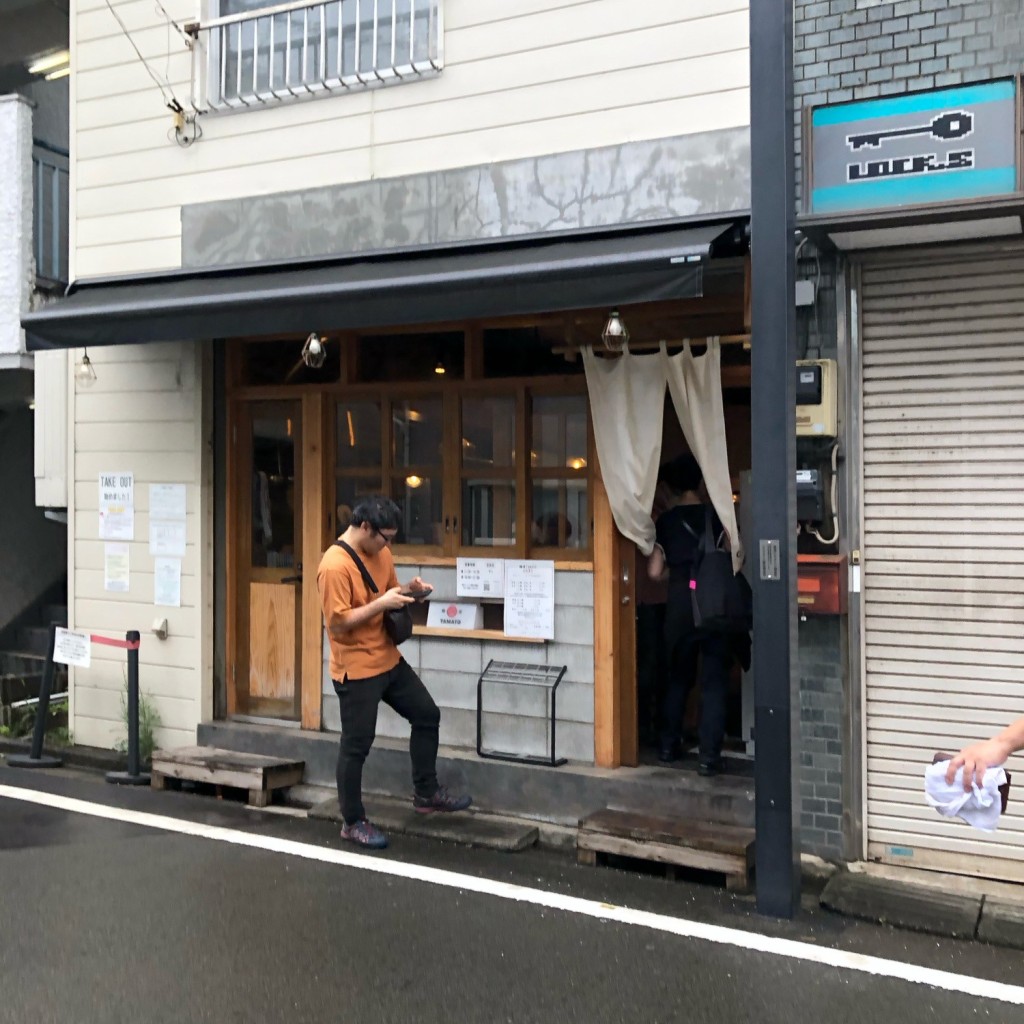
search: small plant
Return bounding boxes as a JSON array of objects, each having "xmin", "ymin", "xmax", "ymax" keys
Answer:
[{"xmin": 116, "ymin": 683, "xmax": 162, "ymax": 765}]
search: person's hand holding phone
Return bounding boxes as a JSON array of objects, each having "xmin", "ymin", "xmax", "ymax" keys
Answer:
[{"xmin": 402, "ymin": 577, "xmax": 433, "ymax": 601}]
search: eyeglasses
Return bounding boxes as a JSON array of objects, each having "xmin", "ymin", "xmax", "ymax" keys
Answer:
[{"xmin": 374, "ymin": 529, "xmax": 397, "ymax": 546}]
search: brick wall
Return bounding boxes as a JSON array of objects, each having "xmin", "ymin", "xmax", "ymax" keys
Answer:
[{"xmin": 794, "ymin": 0, "xmax": 1024, "ymax": 204}]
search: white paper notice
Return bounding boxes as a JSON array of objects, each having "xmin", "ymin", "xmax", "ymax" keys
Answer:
[
  {"xmin": 98, "ymin": 471, "xmax": 135, "ymax": 541},
  {"xmin": 104, "ymin": 543, "xmax": 130, "ymax": 593},
  {"xmin": 154, "ymin": 557, "xmax": 182, "ymax": 608},
  {"xmin": 504, "ymin": 560, "xmax": 555, "ymax": 640},
  {"xmin": 150, "ymin": 519, "xmax": 187, "ymax": 557},
  {"xmin": 456, "ymin": 558, "xmax": 506, "ymax": 598},
  {"xmin": 150, "ymin": 483, "xmax": 186, "ymax": 520},
  {"xmin": 54, "ymin": 627, "xmax": 91, "ymax": 668}
]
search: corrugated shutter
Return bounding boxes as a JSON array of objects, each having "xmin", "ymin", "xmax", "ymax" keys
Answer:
[{"xmin": 861, "ymin": 240, "xmax": 1024, "ymax": 876}]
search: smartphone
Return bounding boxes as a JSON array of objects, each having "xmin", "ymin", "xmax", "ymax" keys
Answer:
[{"xmin": 401, "ymin": 585, "xmax": 433, "ymax": 600}]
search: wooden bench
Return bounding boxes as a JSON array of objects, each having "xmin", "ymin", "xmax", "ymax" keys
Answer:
[
  {"xmin": 577, "ymin": 809, "xmax": 755, "ymax": 892},
  {"xmin": 150, "ymin": 746, "xmax": 304, "ymax": 808}
]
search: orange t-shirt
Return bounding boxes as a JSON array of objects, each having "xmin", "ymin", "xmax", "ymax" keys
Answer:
[{"xmin": 317, "ymin": 541, "xmax": 401, "ymax": 682}]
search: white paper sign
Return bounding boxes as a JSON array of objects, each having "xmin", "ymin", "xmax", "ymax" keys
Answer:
[
  {"xmin": 456, "ymin": 558, "xmax": 505, "ymax": 598},
  {"xmin": 504, "ymin": 560, "xmax": 555, "ymax": 640},
  {"xmin": 150, "ymin": 483, "xmax": 186, "ymax": 520},
  {"xmin": 427, "ymin": 601, "xmax": 483, "ymax": 630},
  {"xmin": 104, "ymin": 543, "xmax": 130, "ymax": 593},
  {"xmin": 150, "ymin": 520, "xmax": 186, "ymax": 557},
  {"xmin": 54, "ymin": 627, "xmax": 91, "ymax": 668},
  {"xmin": 154, "ymin": 557, "xmax": 182, "ymax": 608},
  {"xmin": 99, "ymin": 471, "xmax": 135, "ymax": 541}
]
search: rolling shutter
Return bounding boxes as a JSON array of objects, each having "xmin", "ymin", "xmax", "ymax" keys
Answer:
[{"xmin": 861, "ymin": 240, "xmax": 1024, "ymax": 877}]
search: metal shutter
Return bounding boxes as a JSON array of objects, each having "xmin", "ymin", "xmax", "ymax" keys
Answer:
[{"xmin": 861, "ymin": 240, "xmax": 1024, "ymax": 879}]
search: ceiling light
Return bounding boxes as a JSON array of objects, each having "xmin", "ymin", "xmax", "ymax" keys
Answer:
[
  {"xmin": 405, "ymin": 475, "xmax": 423, "ymax": 489},
  {"xmin": 301, "ymin": 332, "xmax": 326, "ymax": 368},
  {"xmin": 434, "ymin": 361, "xmax": 446, "ymax": 375},
  {"xmin": 28, "ymin": 50, "xmax": 70, "ymax": 76},
  {"xmin": 75, "ymin": 349, "xmax": 97, "ymax": 387},
  {"xmin": 567, "ymin": 457, "xmax": 587, "ymax": 471},
  {"xmin": 601, "ymin": 309, "xmax": 629, "ymax": 352},
  {"xmin": 44, "ymin": 67, "xmax": 70, "ymax": 81}
]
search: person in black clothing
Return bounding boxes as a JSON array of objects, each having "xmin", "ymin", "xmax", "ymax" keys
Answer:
[{"xmin": 647, "ymin": 454, "xmax": 733, "ymax": 777}]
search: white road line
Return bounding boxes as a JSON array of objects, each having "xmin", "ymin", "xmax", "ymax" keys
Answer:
[{"xmin": 2, "ymin": 782, "xmax": 1022, "ymax": 1007}]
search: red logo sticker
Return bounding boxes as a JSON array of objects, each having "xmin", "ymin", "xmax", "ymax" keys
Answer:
[{"xmin": 446, "ymin": 604, "xmax": 458, "ymax": 617}]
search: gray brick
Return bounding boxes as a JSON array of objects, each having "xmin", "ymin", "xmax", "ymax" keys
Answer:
[
  {"xmin": 867, "ymin": 33, "xmax": 895, "ymax": 51},
  {"xmin": 817, "ymin": 14, "xmax": 843, "ymax": 31},
  {"xmin": 881, "ymin": 46, "xmax": 909, "ymax": 64},
  {"xmin": 828, "ymin": 87, "xmax": 856, "ymax": 101},
  {"xmin": 855, "ymin": 52, "xmax": 883, "ymax": 68},
  {"xmin": 936, "ymin": 38, "xmax": 962, "ymax": 56},
  {"xmin": 893, "ymin": 59, "xmax": 922, "ymax": 77},
  {"xmin": 804, "ymin": 0, "xmax": 832, "ymax": 17},
  {"xmin": 879, "ymin": 78, "xmax": 907, "ymax": 95},
  {"xmin": 906, "ymin": 73, "xmax": 935, "ymax": 89},
  {"xmin": 949, "ymin": 51, "xmax": 977, "ymax": 68},
  {"xmin": 920, "ymin": 24, "xmax": 948, "ymax": 43},
  {"xmin": 804, "ymin": 60, "xmax": 831, "ymax": 78},
  {"xmin": 855, "ymin": 82, "xmax": 883, "ymax": 98},
  {"xmin": 840, "ymin": 9, "xmax": 869, "ymax": 25},
  {"xmin": 819, "ymin": 74, "xmax": 843, "ymax": 89},
  {"xmin": 817, "ymin": 44, "xmax": 844, "ymax": 60},
  {"xmin": 814, "ymin": 814, "xmax": 840, "ymax": 831},
  {"xmin": 831, "ymin": 0, "xmax": 857, "ymax": 11},
  {"xmin": 908, "ymin": 42, "xmax": 936, "ymax": 59},
  {"xmin": 858, "ymin": 21, "xmax": 884, "ymax": 37},
  {"xmin": 921, "ymin": 0, "xmax": 950, "ymax": 9},
  {"xmin": 963, "ymin": 2, "xmax": 992, "ymax": 16},
  {"xmin": 920, "ymin": 56, "xmax": 948, "ymax": 73},
  {"xmin": 829, "ymin": 26, "xmax": 858, "ymax": 43},
  {"xmin": 867, "ymin": 3, "xmax": 891, "ymax": 20},
  {"xmin": 965, "ymin": 34, "xmax": 994, "ymax": 51},
  {"xmin": 830, "ymin": 56, "xmax": 855, "ymax": 72},
  {"xmin": 882, "ymin": 16, "xmax": 909, "ymax": 32},
  {"xmin": 841, "ymin": 68, "xmax": 869, "ymax": 86},
  {"xmin": 840, "ymin": 39, "xmax": 870, "ymax": 56},
  {"xmin": 948, "ymin": 21, "xmax": 975, "ymax": 37},
  {"xmin": 806, "ymin": 30, "xmax": 831, "ymax": 46},
  {"xmin": 977, "ymin": 48, "xmax": 1009, "ymax": 65},
  {"xmin": 893, "ymin": 28, "xmax": 921, "ymax": 46},
  {"xmin": 935, "ymin": 5, "xmax": 965, "ymax": 24},
  {"xmin": 908, "ymin": 11, "xmax": 936, "ymax": 28},
  {"xmin": 893, "ymin": 0, "xmax": 921, "ymax": 14}
]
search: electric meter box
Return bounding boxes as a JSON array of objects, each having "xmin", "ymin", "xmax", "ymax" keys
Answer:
[{"xmin": 796, "ymin": 358, "xmax": 838, "ymax": 438}]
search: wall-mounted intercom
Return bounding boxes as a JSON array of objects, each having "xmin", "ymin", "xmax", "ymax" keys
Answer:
[{"xmin": 796, "ymin": 358, "xmax": 837, "ymax": 438}]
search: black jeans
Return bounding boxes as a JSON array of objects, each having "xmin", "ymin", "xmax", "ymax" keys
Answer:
[
  {"xmin": 660, "ymin": 595, "xmax": 732, "ymax": 762},
  {"xmin": 333, "ymin": 658, "xmax": 440, "ymax": 825}
]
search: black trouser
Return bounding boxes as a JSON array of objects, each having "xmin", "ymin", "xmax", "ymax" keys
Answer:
[
  {"xmin": 333, "ymin": 658, "xmax": 440, "ymax": 825},
  {"xmin": 660, "ymin": 595, "xmax": 732, "ymax": 762},
  {"xmin": 636, "ymin": 603, "xmax": 667, "ymax": 746}
]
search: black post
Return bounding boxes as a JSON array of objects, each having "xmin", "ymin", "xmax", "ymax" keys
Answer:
[
  {"xmin": 8, "ymin": 623, "xmax": 63, "ymax": 769},
  {"xmin": 750, "ymin": 0, "xmax": 801, "ymax": 917},
  {"xmin": 106, "ymin": 631, "xmax": 150, "ymax": 786}
]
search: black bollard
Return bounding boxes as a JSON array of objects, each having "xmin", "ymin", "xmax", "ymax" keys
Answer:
[
  {"xmin": 8, "ymin": 623, "xmax": 63, "ymax": 769},
  {"xmin": 106, "ymin": 631, "xmax": 150, "ymax": 786}
]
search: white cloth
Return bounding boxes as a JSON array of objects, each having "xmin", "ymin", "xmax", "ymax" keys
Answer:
[
  {"xmin": 582, "ymin": 348, "xmax": 666, "ymax": 555},
  {"xmin": 662, "ymin": 340, "xmax": 743, "ymax": 572},
  {"xmin": 924, "ymin": 760, "xmax": 1007, "ymax": 833}
]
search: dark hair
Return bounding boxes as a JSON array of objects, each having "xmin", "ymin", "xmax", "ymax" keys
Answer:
[
  {"xmin": 660, "ymin": 453, "xmax": 703, "ymax": 495},
  {"xmin": 350, "ymin": 496, "xmax": 401, "ymax": 532}
]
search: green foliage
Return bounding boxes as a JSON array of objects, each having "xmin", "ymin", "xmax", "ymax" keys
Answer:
[{"xmin": 115, "ymin": 683, "xmax": 162, "ymax": 765}]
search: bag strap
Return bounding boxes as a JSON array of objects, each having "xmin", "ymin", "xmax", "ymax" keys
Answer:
[
  {"xmin": 680, "ymin": 520, "xmax": 700, "ymax": 545},
  {"xmin": 334, "ymin": 540, "xmax": 379, "ymax": 594}
]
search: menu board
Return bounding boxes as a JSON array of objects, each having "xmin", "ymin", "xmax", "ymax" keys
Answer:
[
  {"xmin": 504, "ymin": 560, "xmax": 555, "ymax": 640},
  {"xmin": 456, "ymin": 558, "xmax": 505, "ymax": 598}
]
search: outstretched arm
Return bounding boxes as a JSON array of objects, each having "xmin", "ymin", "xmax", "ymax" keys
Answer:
[{"xmin": 945, "ymin": 717, "xmax": 1024, "ymax": 791}]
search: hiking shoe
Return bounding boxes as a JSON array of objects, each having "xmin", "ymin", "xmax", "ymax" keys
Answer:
[
  {"xmin": 340, "ymin": 819, "xmax": 388, "ymax": 849},
  {"xmin": 413, "ymin": 786, "xmax": 472, "ymax": 814}
]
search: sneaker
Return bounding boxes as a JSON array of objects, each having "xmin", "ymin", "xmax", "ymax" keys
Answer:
[
  {"xmin": 413, "ymin": 786, "xmax": 472, "ymax": 814},
  {"xmin": 657, "ymin": 742, "xmax": 681, "ymax": 764},
  {"xmin": 698, "ymin": 758, "xmax": 723, "ymax": 778},
  {"xmin": 340, "ymin": 819, "xmax": 388, "ymax": 849}
]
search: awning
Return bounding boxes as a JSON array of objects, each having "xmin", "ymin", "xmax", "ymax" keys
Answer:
[{"xmin": 23, "ymin": 222, "xmax": 735, "ymax": 350}]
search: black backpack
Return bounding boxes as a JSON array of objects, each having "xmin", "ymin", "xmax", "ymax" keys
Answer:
[{"xmin": 683, "ymin": 507, "xmax": 752, "ymax": 634}]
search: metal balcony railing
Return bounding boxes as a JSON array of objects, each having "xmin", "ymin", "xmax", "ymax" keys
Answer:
[
  {"xmin": 190, "ymin": 0, "xmax": 443, "ymax": 112},
  {"xmin": 31, "ymin": 142, "xmax": 69, "ymax": 289}
]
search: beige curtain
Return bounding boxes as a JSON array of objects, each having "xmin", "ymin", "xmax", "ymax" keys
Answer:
[
  {"xmin": 582, "ymin": 348, "xmax": 666, "ymax": 555},
  {"xmin": 662, "ymin": 339, "xmax": 744, "ymax": 573}
]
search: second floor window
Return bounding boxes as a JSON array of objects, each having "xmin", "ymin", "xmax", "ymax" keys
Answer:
[{"xmin": 205, "ymin": 0, "xmax": 442, "ymax": 111}]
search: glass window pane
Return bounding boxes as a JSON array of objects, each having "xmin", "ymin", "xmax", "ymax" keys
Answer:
[
  {"xmin": 391, "ymin": 475, "xmax": 443, "ymax": 546},
  {"xmin": 251, "ymin": 415, "xmax": 296, "ymax": 568},
  {"xmin": 531, "ymin": 480, "xmax": 588, "ymax": 550},
  {"xmin": 532, "ymin": 395, "xmax": 588, "ymax": 469},
  {"xmin": 462, "ymin": 396, "xmax": 516, "ymax": 469},
  {"xmin": 462, "ymin": 480, "xmax": 516, "ymax": 547},
  {"xmin": 392, "ymin": 398, "xmax": 442, "ymax": 468},
  {"xmin": 336, "ymin": 400, "xmax": 381, "ymax": 467}
]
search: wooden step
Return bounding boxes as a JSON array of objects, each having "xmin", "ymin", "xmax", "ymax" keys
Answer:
[
  {"xmin": 150, "ymin": 746, "xmax": 304, "ymax": 807},
  {"xmin": 577, "ymin": 809, "xmax": 755, "ymax": 891}
]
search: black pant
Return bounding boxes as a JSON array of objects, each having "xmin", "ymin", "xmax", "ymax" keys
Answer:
[
  {"xmin": 636, "ymin": 603, "xmax": 667, "ymax": 746},
  {"xmin": 333, "ymin": 659, "xmax": 440, "ymax": 825},
  {"xmin": 660, "ymin": 596, "xmax": 732, "ymax": 761}
]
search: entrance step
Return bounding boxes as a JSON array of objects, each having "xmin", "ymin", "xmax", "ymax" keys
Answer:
[
  {"xmin": 577, "ymin": 809, "xmax": 755, "ymax": 892},
  {"xmin": 309, "ymin": 793, "xmax": 539, "ymax": 852},
  {"xmin": 150, "ymin": 745, "xmax": 304, "ymax": 808}
]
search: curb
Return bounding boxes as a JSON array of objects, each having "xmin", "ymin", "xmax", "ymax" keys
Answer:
[{"xmin": 0, "ymin": 738, "xmax": 127, "ymax": 774}]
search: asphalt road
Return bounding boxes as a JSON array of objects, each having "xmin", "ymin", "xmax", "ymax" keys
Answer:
[{"xmin": 0, "ymin": 765, "xmax": 1021, "ymax": 1024}]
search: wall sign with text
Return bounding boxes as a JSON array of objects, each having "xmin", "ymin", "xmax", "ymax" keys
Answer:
[{"xmin": 810, "ymin": 80, "xmax": 1018, "ymax": 215}]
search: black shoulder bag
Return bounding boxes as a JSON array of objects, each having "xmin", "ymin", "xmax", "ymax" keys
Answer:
[
  {"xmin": 334, "ymin": 540, "xmax": 414, "ymax": 646},
  {"xmin": 686, "ymin": 506, "xmax": 752, "ymax": 634}
]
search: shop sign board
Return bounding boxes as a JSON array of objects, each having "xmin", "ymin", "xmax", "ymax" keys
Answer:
[{"xmin": 810, "ymin": 80, "xmax": 1017, "ymax": 215}]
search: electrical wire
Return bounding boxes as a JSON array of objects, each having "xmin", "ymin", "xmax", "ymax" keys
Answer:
[
  {"xmin": 154, "ymin": 0, "xmax": 190, "ymax": 44},
  {"xmin": 104, "ymin": 0, "xmax": 177, "ymax": 107},
  {"xmin": 807, "ymin": 441, "xmax": 840, "ymax": 546}
]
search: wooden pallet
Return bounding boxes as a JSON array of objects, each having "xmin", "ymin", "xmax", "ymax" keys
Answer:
[
  {"xmin": 577, "ymin": 809, "xmax": 755, "ymax": 892},
  {"xmin": 150, "ymin": 746, "xmax": 304, "ymax": 807}
]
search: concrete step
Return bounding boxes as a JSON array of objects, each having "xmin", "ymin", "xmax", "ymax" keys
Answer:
[{"xmin": 198, "ymin": 720, "xmax": 756, "ymax": 830}]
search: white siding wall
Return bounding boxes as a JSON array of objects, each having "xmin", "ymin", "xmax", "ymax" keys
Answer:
[
  {"xmin": 68, "ymin": 341, "xmax": 212, "ymax": 750},
  {"xmin": 73, "ymin": 0, "xmax": 750, "ymax": 277}
]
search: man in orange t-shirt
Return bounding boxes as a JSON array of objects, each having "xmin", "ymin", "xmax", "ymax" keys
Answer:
[{"xmin": 317, "ymin": 496, "xmax": 471, "ymax": 849}]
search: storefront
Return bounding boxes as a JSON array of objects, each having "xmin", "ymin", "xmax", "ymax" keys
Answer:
[{"xmin": 805, "ymin": 78, "xmax": 1024, "ymax": 881}]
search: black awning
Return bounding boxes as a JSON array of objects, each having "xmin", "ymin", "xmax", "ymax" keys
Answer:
[{"xmin": 23, "ymin": 222, "xmax": 734, "ymax": 351}]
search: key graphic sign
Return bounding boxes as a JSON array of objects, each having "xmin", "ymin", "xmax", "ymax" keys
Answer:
[{"xmin": 810, "ymin": 81, "xmax": 1017, "ymax": 215}]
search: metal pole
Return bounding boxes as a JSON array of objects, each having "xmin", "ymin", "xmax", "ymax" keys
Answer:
[
  {"xmin": 106, "ymin": 631, "xmax": 150, "ymax": 786},
  {"xmin": 8, "ymin": 623, "xmax": 63, "ymax": 769},
  {"xmin": 750, "ymin": 0, "xmax": 800, "ymax": 917}
]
